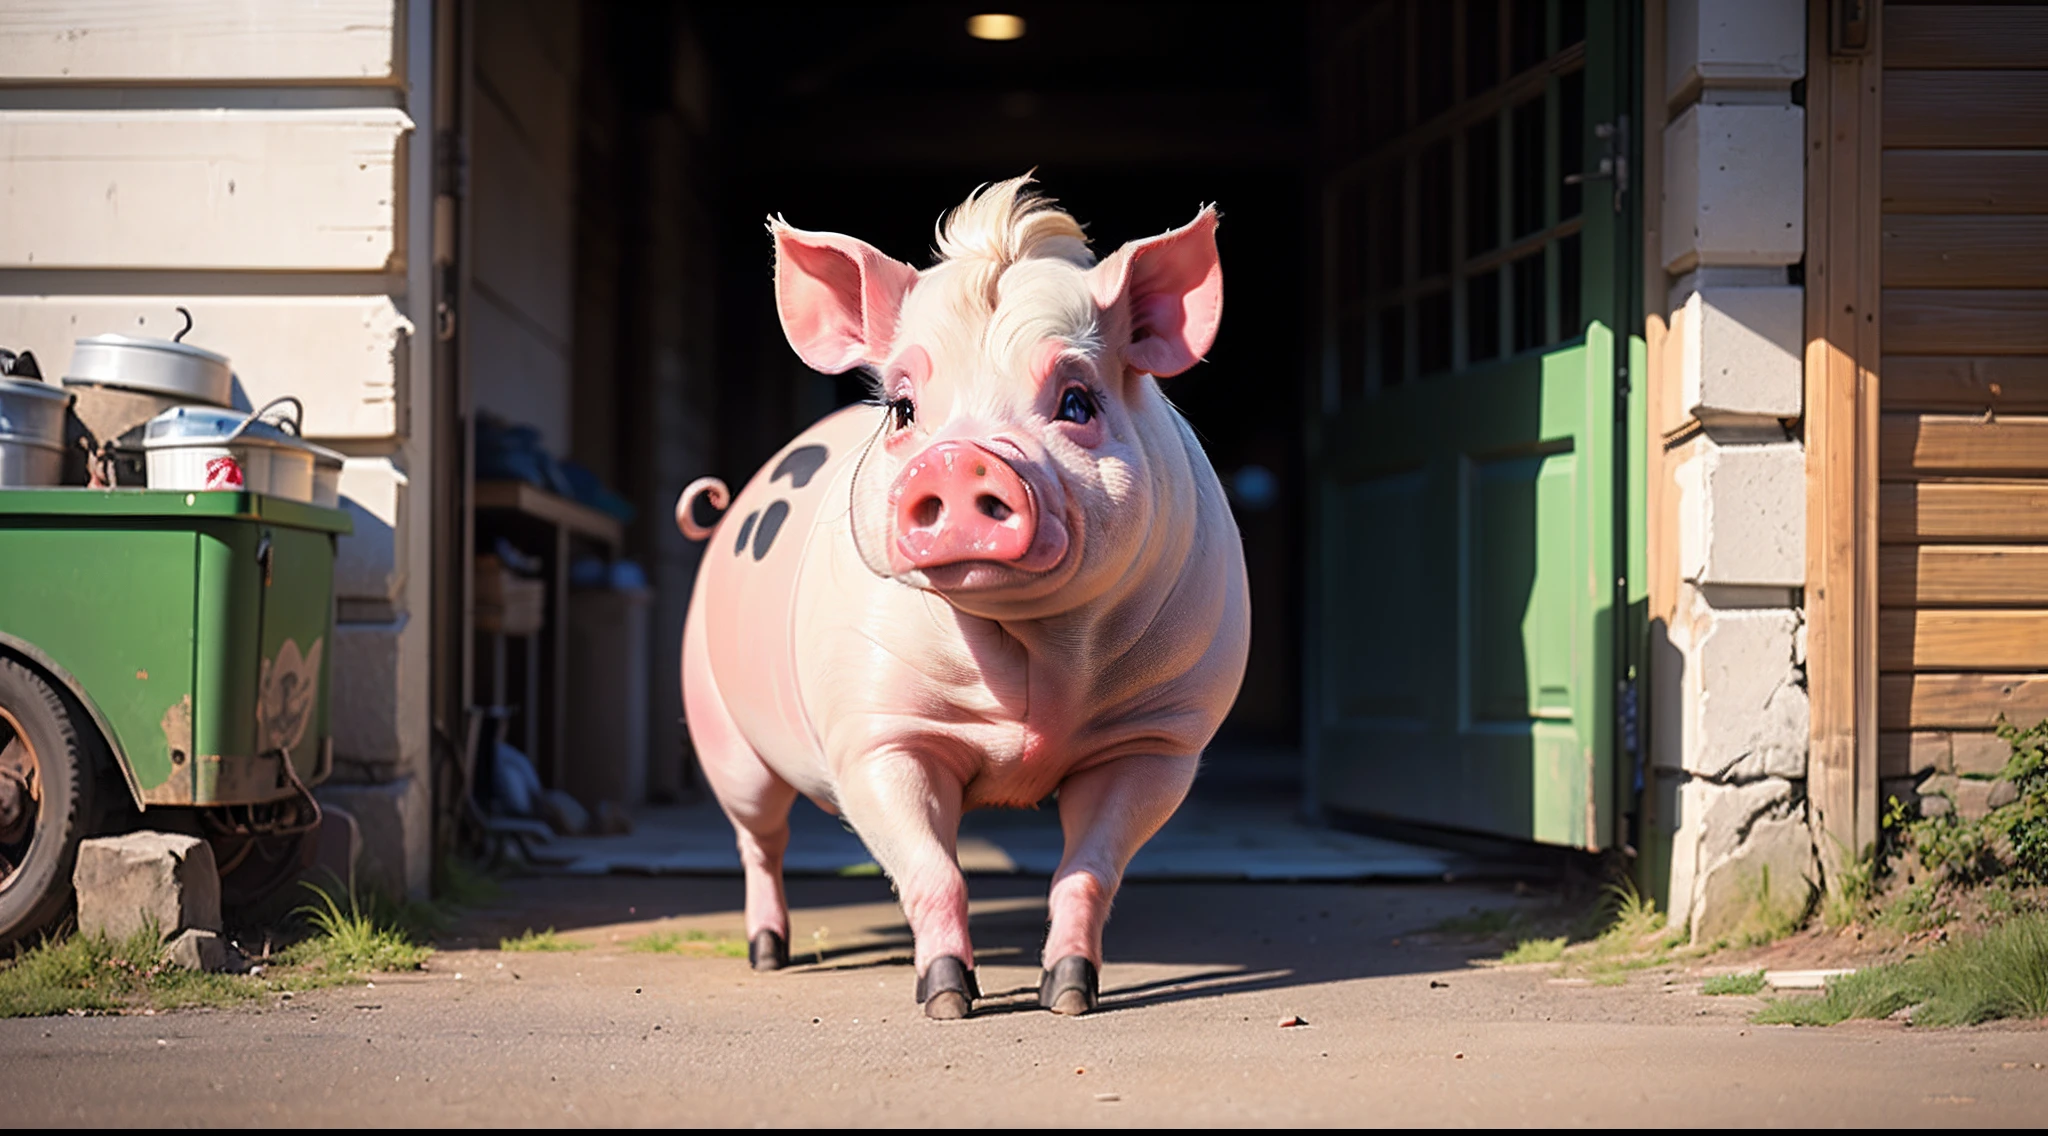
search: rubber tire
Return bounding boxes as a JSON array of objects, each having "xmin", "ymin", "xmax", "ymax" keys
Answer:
[{"xmin": 0, "ymin": 657, "xmax": 101, "ymax": 951}]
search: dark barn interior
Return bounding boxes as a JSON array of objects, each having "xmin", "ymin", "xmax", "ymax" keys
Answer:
[{"xmin": 485, "ymin": 2, "xmax": 1320, "ymax": 804}]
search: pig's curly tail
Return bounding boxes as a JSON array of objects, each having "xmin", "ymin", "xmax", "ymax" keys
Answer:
[{"xmin": 676, "ymin": 477, "xmax": 730, "ymax": 541}]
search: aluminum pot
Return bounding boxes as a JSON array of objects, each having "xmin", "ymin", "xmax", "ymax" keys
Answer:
[
  {"xmin": 0, "ymin": 375, "xmax": 72, "ymax": 487},
  {"xmin": 143, "ymin": 398, "xmax": 317, "ymax": 502},
  {"xmin": 69, "ymin": 333, "xmax": 232, "ymax": 407}
]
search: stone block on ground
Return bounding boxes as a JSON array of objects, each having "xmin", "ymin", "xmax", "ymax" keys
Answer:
[
  {"xmin": 1684, "ymin": 778, "xmax": 1817, "ymax": 945},
  {"xmin": 73, "ymin": 831, "xmax": 221, "ymax": 944},
  {"xmin": 163, "ymin": 927, "xmax": 236, "ymax": 972}
]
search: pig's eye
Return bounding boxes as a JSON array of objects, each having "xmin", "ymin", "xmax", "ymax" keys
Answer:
[
  {"xmin": 888, "ymin": 396, "xmax": 915, "ymax": 431},
  {"xmin": 1056, "ymin": 386, "xmax": 1097, "ymax": 425}
]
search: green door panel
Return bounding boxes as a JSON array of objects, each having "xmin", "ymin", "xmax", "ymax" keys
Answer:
[{"xmin": 1311, "ymin": 0, "xmax": 1637, "ymax": 850}]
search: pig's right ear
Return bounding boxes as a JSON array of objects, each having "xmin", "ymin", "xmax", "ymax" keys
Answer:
[{"xmin": 771, "ymin": 220, "xmax": 920, "ymax": 374}]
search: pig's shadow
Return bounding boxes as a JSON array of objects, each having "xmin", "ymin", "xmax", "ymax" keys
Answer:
[{"xmin": 777, "ymin": 875, "xmax": 1510, "ymax": 1016}]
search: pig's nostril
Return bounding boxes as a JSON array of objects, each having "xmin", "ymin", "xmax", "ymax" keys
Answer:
[
  {"xmin": 910, "ymin": 495, "xmax": 943, "ymax": 528},
  {"xmin": 976, "ymin": 494, "xmax": 1013, "ymax": 523}
]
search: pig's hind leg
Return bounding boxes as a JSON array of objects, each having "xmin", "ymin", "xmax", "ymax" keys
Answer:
[
  {"xmin": 1041, "ymin": 753, "xmax": 1199, "ymax": 1015},
  {"xmin": 682, "ymin": 612, "xmax": 797, "ymax": 971},
  {"xmin": 835, "ymin": 754, "xmax": 979, "ymax": 1020}
]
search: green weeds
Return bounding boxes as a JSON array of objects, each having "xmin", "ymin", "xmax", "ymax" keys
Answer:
[
  {"xmin": 1757, "ymin": 913, "xmax": 2048, "ymax": 1027},
  {"xmin": 1702, "ymin": 970, "xmax": 1767, "ymax": 996},
  {"xmin": 276, "ymin": 880, "xmax": 431, "ymax": 976},
  {"xmin": 0, "ymin": 928, "xmax": 264, "ymax": 1018}
]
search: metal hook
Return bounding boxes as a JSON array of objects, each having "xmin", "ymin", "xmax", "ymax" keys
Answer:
[{"xmin": 173, "ymin": 306, "xmax": 194, "ymax": 343}]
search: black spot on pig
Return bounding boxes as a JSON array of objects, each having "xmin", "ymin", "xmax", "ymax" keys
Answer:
[
  {"xmin": 772, "ymin": 444, "xmax": 829, "ymax": 489},
  {"xmin": 752, "ymin": 500, "xmax": 791, "ymax": 561},
  {"xmin": 734, "ymin": 511, "xmax": 758, "ymax": 557}
]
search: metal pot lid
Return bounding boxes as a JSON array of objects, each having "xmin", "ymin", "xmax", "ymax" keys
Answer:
[
  {"xmin": 0, "ymin": 375, "xmax": 73, "ymax": 404},
  {"xmin": 75, "ymin": 333, "xmax": 230, "ymax": 367},
  {"xmin": 142, "ymin": 404, "xmax": 302, "ymax": 450}
]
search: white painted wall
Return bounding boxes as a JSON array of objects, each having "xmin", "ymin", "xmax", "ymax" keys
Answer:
[{"xmin": 0, "ymin": 0, "xmax": 436, "ymax": 899}]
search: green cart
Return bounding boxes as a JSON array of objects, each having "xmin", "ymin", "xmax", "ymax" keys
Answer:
[{"xmin": 0, "ymin": 489, "xmax": 351, "ymax": 945}]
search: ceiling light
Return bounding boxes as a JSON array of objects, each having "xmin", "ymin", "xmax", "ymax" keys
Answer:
[{"xmin": 967, "ymin": 13, "xmax": 1026, "ymax": 41}]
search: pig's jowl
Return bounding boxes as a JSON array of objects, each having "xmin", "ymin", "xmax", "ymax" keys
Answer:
[{"xmin": 675, "ymin": 176, "xmax": 1251, "ymax": 1019}]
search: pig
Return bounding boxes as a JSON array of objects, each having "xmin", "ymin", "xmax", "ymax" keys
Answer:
[{"xmin": 674, "ymin": 175, "xmax": 1249, "ymax": 1019}]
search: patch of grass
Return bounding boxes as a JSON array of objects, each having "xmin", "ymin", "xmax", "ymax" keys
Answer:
[
  {"xmin": 626, "ymin": 929, "xmax": 748, "ymax": 959},
  {"xmin": 1500, "ymin": 936, "xmax": 1567, "ymax": 965},
  {"xmin": 277, "ymin": 881, "xmax": 430, "ymax": 976},
  {"xmin": 1702, "ymin": 970, "xmax": 1768, "ymax": 996},
  {"xmin": 837, "ymin": 861, "xmax": 882, "ymax": 878},
  {"xmin": 1757, "ymin": 912, "xmax": 2048, "ymax": 1027},
  {"xmin": 0, "ymin": 928, "xmax": 263, "ymax": 1018},
  {"xmin": 1822, "ymin": 850, "xmax": 1876, "ymax": 929},
  {"xmin": 499, "ymin": 927, "xmax": 586, "ymax": 953}
]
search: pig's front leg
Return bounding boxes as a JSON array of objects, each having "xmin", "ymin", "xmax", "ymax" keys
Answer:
[
  {"xmin": 835, "ymin": 751, "xmax": 978, "ymax": 1020},
  {"xmin": 1041, "ymin": 753, "xmax": 1199, "ymax": 1015}
]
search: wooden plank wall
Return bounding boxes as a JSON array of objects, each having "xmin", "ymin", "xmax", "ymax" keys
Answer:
[{"xmin": 1878, "ymin": 2, "xmax": 2048, "ymax": 801}]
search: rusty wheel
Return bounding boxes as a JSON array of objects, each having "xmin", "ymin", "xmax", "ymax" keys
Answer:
[{"xmin": 0, "ymin": 657, "xmax": 101, "ymax": 950}]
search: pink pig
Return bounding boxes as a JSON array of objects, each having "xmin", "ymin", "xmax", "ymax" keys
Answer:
[{"xmin": 675, "ymin": 176, "xmax": 1249, "ymax": 1019}]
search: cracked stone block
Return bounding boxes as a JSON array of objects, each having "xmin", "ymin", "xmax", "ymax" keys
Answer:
[
  {"xmin": 74, "ymin": 832, "xmax": 221, "ymax": 943},
  {"xmin": 1666, "ymin": 776, "xmax": 1816, "ymax": 944},
  {"xmin": 1680, "ymin": 607, "xmax": 1809, "ymax": 780},
  {"xmin": 1663, "ymin": 103, "xmax": 1805, "ymax": 273},
  {"xmin": 315, "ymin": 776, "xmax": 430, "ymax": 900},
  {"xmin": 1675, "ymin": 286, "xmax": 1804, "ymax": 423},
  {"xmin": 1666, "ymin": 0, "xmax": 1805, "ymax": 102}
]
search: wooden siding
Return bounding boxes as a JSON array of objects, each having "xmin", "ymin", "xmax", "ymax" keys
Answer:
[
  {"xmin": 0, "ymin": 109, "xmax": 410, "ymax": 271},
  {"xmin": 1879, "ymin": 2, "xmax": 2048, "ymax": 742},
  {"xmin": 0, "ymin": 0, "xmax": 399, "ymax": 85}
]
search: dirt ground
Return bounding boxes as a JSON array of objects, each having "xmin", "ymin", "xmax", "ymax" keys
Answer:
[{"xmin": 3, "ymin": 873, "xmax": 2044, "ymax": 1127}]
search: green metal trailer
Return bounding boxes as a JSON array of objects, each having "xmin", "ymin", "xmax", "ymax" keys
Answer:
[{"xmin": 0, "ymin": 488, "xmax": 350, "ymax": 945}]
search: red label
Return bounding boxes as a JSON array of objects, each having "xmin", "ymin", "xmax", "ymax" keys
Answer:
[{"xmin": 204, "ymin": 454, "xmax": 245, "ymax": 490}]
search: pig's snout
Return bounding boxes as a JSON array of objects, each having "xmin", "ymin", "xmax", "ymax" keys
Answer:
[{"xmin": 891, "ymin": 441, "xmax": 1037, "ymax": 570}]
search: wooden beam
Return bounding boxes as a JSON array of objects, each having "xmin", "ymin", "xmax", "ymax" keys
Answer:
[
  {"xmin": 1884, "ymin": 72, "xmax": 2048, "ymax": 148},
  {"xmin": 1880, "ymin": 672, "xmax": 2048, "ymax": 730},
  {"xmin": 1883, "ymin": 150, "xmax": 2048, "ymax": 214},
  {"xmin": 1879, "ymin": 480, "xmax": 2048, "ymax": 542},
  {"xmin": 1882, "ymin": 290, "xmax": 2048, "ymax": 355},
  {"xmin": 1881, "ymin": 216, "xmax": 2048, "ymax": 288},
  {"xmin": 1879, "ymin": 544, "xmax": 2048, "ymax": 606},
  {"xmin": 1879, "ymin": 413, "xmax": 2048, "ymax": 477},
  {"xmin": 1805, "ymin": 0, "xmax": 1884, "ymax": 869},
  {"xmin": 1881, "ymin": 356, "xmax": 2048, "ymax": 414},
  {"xmin": 1884, "ymin": 6, "xmax": 2048, "ymax": 71},
  {"xmin": 1879, "ymin": 609, "xmax": 2048, "ymax": 671}
]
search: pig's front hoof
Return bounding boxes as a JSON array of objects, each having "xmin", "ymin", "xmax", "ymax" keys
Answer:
[
  {"xmin": 1038, "ymin": 956, "xmax": 1099, "ymax": 1016},
  {"xmin": 748, "ymin": 930, "xmax": 790, "ymax": 971},
  {"xmin": 915, "ymin": 956, "xmax": 979, "ymax": 1020}
]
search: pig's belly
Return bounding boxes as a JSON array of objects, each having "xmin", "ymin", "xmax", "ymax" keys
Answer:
[{"xmin": 700, "ymin": 405, "xmax": 882, "ymax": 794}]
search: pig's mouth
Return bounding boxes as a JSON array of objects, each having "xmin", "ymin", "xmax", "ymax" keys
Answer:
[{"xmin": 907, "ymin": 509, "xmax": 1073, "ymax": 594}]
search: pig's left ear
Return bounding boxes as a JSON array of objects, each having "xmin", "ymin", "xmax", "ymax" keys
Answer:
[
  {"xmin": 1087, "ymin": 207, "xmax": 1223, "ymax": 378},
  {"xmin": 771, "ymin": 220, "xmax": 921, "ymax": 374}
]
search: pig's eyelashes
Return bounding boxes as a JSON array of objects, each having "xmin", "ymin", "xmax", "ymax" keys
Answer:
[{"xmin": 888, "ymin": 396, "xmax": 916, "ymax": 431}]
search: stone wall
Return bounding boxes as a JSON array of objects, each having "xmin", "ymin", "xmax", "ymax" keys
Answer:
[{"xmin": 1651, "ymin": 0, "xmax": 1818, "ymax": 943}]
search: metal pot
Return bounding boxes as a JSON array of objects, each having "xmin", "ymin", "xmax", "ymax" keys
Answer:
[
  {"xmin": 68, "ymin": 329, "xmax": 232, "ymax": 407},
  {"xmin": 143, "ymin": 397, "xmax": 318, "ymax": 502},
  {"xmin": 0, "ymin": 376, "xmax": 72, "ymax": 487}
]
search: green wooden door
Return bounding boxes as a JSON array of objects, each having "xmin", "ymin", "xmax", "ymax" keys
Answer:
[{"xmin": 1309, "ymin": 0, "xmax": 1640, "ymax": 849}]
